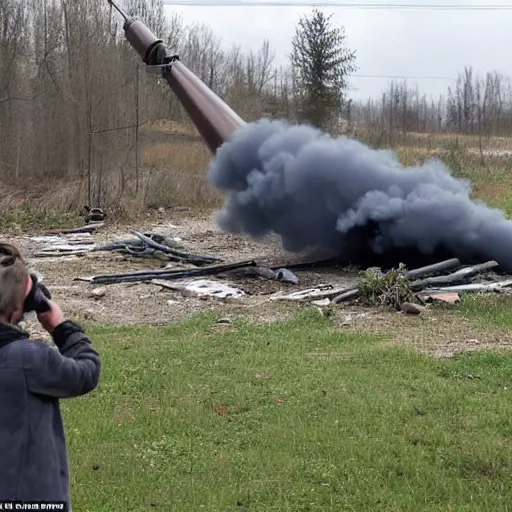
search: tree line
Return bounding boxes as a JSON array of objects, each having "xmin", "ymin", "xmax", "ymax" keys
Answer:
[
  {"xmin": 0, "ymin": 0, "xmax": 279, "ymax": 202},
  {"xmin": 1, "ymin": 0, "xmax": 511, "ymax": 207},
  {"xmin": 354, "ymin": 68, "xmax": 512, "ymax": 144}
]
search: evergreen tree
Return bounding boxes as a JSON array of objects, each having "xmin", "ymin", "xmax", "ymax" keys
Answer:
[{"xmin": 290, "ymin": 9, "xmax": 357, "ymax": 129}]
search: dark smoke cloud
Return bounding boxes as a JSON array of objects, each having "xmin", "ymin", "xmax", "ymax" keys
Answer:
[{"xmin": 208, "ymin": 119, "xmax": 512, "ymax": 271}]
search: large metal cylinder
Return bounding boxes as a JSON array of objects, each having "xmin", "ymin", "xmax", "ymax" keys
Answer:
[
  {"xmin": 164, "ymin": 62, "xmax": 245, "ymax": 154},
  {"xmin": 122, "ymin": 17, "xmax": 245, "ymax": 153}
]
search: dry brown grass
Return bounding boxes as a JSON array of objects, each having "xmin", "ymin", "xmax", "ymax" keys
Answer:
[
  {"xmin": 0, "ymin": 124, "xmax": 220, "ymax": 226},
  {"xmin": 408, "ymin": 131, "xmax": 512, "ymax": 150},
  {"xmin": 5, "ymin": 120, "xmax": 512, "ymax": 228},
  {"xmin": 141, "ymin": 119, "xmax": 198, "ymax": 136},
  {"xmin": 472, "ymin": 181, "xmax": 512, "ymax": 203},
  {"xmin": 329, "ymin": 305, "xmax": 512, "ymax": 358},
  {"xmin": 359, "ymin": 128, "xmax": 512, "ymax": 151},
  {"xmin": 141, "ymin": 140, "xmax": 222, "ymax": 209},
  {"xmin": 379, "ymin": 141, "xmax": 512, "ymax": 213},
  {"xmin": 0, "ymin": 179, "xmax": 84, "ymax": 213},
  {"xmin": 141, "ymin": 140, "xmax": 211, "ymax": 171}
]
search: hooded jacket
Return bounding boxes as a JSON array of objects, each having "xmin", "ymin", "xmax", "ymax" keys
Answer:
[{"xmin": 0, "ymin": 320, "xmax": 101, "ymax": 509}]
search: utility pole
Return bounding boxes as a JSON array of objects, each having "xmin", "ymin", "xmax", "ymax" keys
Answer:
[
  {"xmin": 135, "ymin": 64, "xmax": 140, "ymax": 195},
  {"xmin": 87, "ymin": 102, "xmax": 93, "ymax": 207}
]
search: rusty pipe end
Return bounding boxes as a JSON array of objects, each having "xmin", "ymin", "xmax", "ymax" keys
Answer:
[{"xmin": 123, "ymin": 18, "xmax": 167, "ymax": 65}]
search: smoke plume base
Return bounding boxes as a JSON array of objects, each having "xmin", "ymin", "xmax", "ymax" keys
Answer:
[{"xmin": 207, "ymin": 119, "xmax": 512, "ymax": 272}]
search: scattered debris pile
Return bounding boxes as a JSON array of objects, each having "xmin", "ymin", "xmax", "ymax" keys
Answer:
[
  {"xmin": 92, "ymin": 230, "xmax": 221, "ymax": 266},
  {"xmin": 31, "ymin": 228, "xmax": 220, "ymax": 266},
  {"xmin": 76, "ymin": 249, "xmax": 512, "ymax": 307},
  {"xmin": 77, "ymin": 259, "xmax": 300, "ymax": 286},
  {"xmin": 28, "ymin": 220, "xmax": 512, "ymax": 310},
  {"xmin": 152, "ymin": 278, "xmax": 245, "ymax": 300},
  {"xmin": 77, "ymin": 260, "xmax": 257, "ymax": 284},
  {"xmin": 272, "ymin": 258, "xmax": 512, "ymax": 311},
  {"xmin": 30, "ymin": 233, "xmax": 96, "ymax": 258},
  {"xmin": 29, "ymin": 221, "xmax": 104, "ymax": 258}
]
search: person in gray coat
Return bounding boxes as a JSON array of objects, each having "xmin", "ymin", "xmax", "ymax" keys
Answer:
[{"xmin": 0, "ymin": 243, "xmax": 101, "ymax": 510}]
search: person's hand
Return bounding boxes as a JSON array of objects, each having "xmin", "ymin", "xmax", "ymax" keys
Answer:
[{"xmin": 37, "ymin": 301, "xmax": 65, "ymax": 333}]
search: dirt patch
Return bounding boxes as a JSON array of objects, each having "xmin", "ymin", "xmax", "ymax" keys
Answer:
[
  {"xmin": 4, "ymin": 212, "xmax": 356, "ymax": 331},
  {"xmin": 4, "ymin": 211, "xmax": 511, "ymax": 356},
  {"xmin": 328, "ymin": 306, "xmax": 512, "ymax": 357}
]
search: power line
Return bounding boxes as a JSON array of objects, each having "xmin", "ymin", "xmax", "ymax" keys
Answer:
[
  {"xmin": 352, "ymin": 74, "xmax": 457, "ymax": 81},
  {"xmin": 90, "ymin": 122, "xmax": 148, "ymax": 135},
  {"xmin": 162, "ymin": 1, "xmax": 512, "ymax": 10}
]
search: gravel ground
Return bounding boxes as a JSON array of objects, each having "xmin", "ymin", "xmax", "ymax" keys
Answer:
[
  {"xmin": 6, "ymin": 210, "xmax": 511, "ymax": 357},
  {"xmin": 4, "ymin": 211, "xmax": 358, "ymax": 341}
]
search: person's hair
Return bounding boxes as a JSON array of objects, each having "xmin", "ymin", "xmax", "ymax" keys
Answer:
[{"xmin": 0, "ymin": 243, "xmax": 28, "ymax": 323}]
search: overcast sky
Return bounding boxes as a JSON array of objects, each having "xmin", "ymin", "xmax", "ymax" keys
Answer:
[{"xmin": 162, "ymin": 0, "xmax": 512, "ymax": 101}]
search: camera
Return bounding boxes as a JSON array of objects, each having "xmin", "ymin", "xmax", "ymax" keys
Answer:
[{"xmin": 23, "ymin": 274, "xmax": 52, "ymax": 314}]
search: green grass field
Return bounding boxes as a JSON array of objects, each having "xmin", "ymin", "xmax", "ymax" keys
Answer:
[{"xmin": 63, "ymin": 297, "xmax": 512, "ymax": 511}]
